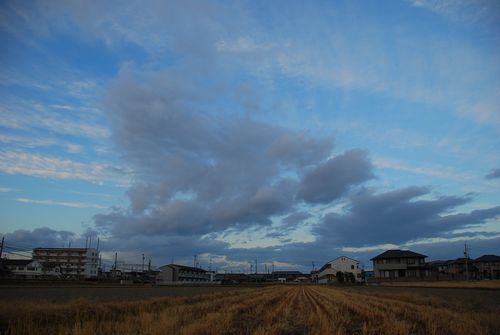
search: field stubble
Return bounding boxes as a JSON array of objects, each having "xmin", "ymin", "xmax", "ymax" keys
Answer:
[{"xmin": 1, "ymin": 285, "xmax": 499, "ymax": 335}]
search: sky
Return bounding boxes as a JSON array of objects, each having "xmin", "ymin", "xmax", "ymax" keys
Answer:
[{"xmin": 1, "ymin": 0, "xmax": 499, "ymax": 272}]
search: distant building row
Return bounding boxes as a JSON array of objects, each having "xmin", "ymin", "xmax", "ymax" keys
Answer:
[
  {"xmin": 155, "ymin": 257, "xmax": 363, "ymax": 285},
  {"xmin": 371, "ymin": 250, "xmax": 500, "ymax": 281},
  {"xmin": 1, "ymin": 247, "xmax": 99, "ymax": 279}
]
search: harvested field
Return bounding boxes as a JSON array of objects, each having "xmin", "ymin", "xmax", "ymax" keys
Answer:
[
  {"xmin": 1, "ymin": 285, "xmax": 499, "ymax": 335},
  {"xmin": 372, "ymin": 280, "xmax": 500, "ymax": 289},
  {"xmin": 0, "ymin": 284, "xmax": 236, "ymax": 303}
]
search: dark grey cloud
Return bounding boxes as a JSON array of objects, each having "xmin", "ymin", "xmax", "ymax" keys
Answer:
[
  {"xmin": 3, "ymin": 227, "xmax": 76, "ymax": 250},
  {"xmin": 282, "ymin": 211, "xmax": 312, "ymax": 227},
  {"xmin": 315, "ymin": 186, "xmax": 500, "ymax": 247},
  {"xmin": 486, "ymin": 168, "xmax": 500, "ymax": 179},
  {"xmin": 297, "ymin": 149, "xmax": 374, "ymax": 204},
  {"xmin": 95, "ymin": 69, "xmax": 376, "ymax": 238}
]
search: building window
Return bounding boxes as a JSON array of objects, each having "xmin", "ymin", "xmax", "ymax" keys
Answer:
[{"xmin": 351, "ymin": 265, "xmax": 354, "ymax": 270}]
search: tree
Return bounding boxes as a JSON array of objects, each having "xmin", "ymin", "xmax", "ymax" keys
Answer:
[
  {"xmin": 336, "ymin": 271, "xmax": 344, "ymax": 283},
  {"xmin": 346, "ymin": 272, "xmax": 355, "ymax": 283}
]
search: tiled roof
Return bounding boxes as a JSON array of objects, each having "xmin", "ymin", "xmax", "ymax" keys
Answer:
[
  {"xmin": 475, "ymin": 255, "xmax": 500, "ymax": 262},
  {"xmin": 1, "ymin": 259, "xmax": 35, "ymax": 266},
  {"xmin": 370, "ymin": 249, "xmax": 427, "ymax": 261},
  {"xmin": 163, "ymin": 264, "xmax": 207, "ymax": 273}
]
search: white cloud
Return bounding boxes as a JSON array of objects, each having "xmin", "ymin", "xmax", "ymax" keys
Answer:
[
  {"xmin": 0, "ymin": 103, "xmax": 109, "ymax": 139},
  {"xmin": 0, "ymin": 187, "xmax": 17, "ymax": 193},
  {"xmin": 0, "ymin": 150, "xmax": 129, "ymax": 185},
  {"xmin": 373, "ymin": 157, "xmax": 473, "ymax": 181},
  {"xmin": 411, "ymin": 0, "xmax": 500, "ymax": 24},
  {"xmin": 16, "ymin": 197, "xmax": 107, "ymax": 209}
]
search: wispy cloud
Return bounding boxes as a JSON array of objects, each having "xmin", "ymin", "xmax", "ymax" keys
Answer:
[
  {"xmin": 0, "ymin": 150, "xmax": 130, "ymax": 185},
  {"xmin": 0, "ymin": 187, "xmax": 17, "ymax": 193},
  {"xmin": 16, "ymin": 197, "xmax": 107, "ymax": 209},
  {"xmin": 411, "ymin": 0, "xmax": 500, "ymax": 25},
  {"xmin": 373, "ymin": 157, "xmax": 473, "ymax": 181},
  {"xmin": 0, "ymin": 103, "xmax": 109, "ymax": 139},
  {"xmin": 0, "ymin": 134, "xmax": 83, "ymax": 154}
]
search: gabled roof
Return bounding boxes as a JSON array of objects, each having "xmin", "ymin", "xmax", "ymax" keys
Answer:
[
  {"xmin": 370, "ymin": 249, "xmax": 427, "ymax": 261},
  {"xmin": 328, "ymin": 256, "xmax": 359, "ymax": 263},
  {"xmin": 447, "ymin": 258, "xmax": 468, "ymax": 264},
  {"xmin": 2, "ymin": 259, "xmax": 37, "ymax": 266},
  {"xmin": 160, "ymin": 264, "xmax": 207, "ymax": 273},
  {"xmin": 272, "ymin": 271, "xmax": 303, "ymax": 275},
  {"xmin": 475, "ymin": 255, "xmax": 500, "ymax": 262},
  {"xmin": 34, "ymin": 247, "xmax": 94, "ymax": 252}
]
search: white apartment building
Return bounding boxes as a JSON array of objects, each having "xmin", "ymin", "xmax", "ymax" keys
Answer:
[
  {"xmin": 317, "ymin": 256, "xmax": 362, "ymax": 283},
  {"xmin": 156, "ymin": 264, "xmax": 210, "ymax": 284},
  {"xmin": 33, "ymin": 247, "xmax": 99, "ymax": 279}
]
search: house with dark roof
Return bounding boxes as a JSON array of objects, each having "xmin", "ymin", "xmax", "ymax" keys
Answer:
[
  {"xmin": 371, "ymin": 250, "xmax": 429, "ymax": 279},
  {"xmin": 474, "ymin": 255, "xmax": 500, "ymax": 280},
  {"xmin": 156, "ymin": 264, "xmax": 210, "ymax": 284},
  {"xmin": 445, "ymin": 258, "xmax": 478, "ymax": 280},
  {"xmin": 1, "ymin": 259, "xmax": 43, "ymax": 278}
]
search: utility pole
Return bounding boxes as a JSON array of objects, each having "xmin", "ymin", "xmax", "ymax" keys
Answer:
[
  {"xmin": 255, "ymin": 259, "xmax": 258, "ymax": 274},
  {"xmin": 89, "ymin": 235, "xmax": 92, "ymax": 249},
  {"xmin": 194, "ymin": 254, "xmax": 197, "ymax": 268},
  {"xmin": 464, "ymin": 242, "xmax": 469, "ymax": 280},
  {"xmin": 85, "ymin": 236, "xmax": 88, "ymax": 249},
  {"xmin": 0, "ymin": 236, "xmax": 4, "ymax": 260},
  {"xmin": 148, "ymin": 259, "xmax": 151, "ymax": 272},
  {"xmin": 96, "ymin": 238, "xmax": 99, "ymax": 251},
  {"xmin": 142, "ymin": 254, "xmax": 145, "ymax": 272},
  {"xmin": 114, "ymin": 252, "xmax": 118, "ymax": 271},
  {"xmin": 209, "ymin": 257, "xmax": 212, "ymax": 272}
]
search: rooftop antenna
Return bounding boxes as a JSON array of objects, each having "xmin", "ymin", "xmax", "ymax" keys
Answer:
[
  {"xmin": 142, "ymin": 254, "xmax": 145, "ymax": 272},
  {"xmin": 194, "ymin": 254, "xmax": 197, "ymax": 268},
  {"xmin": 464, "ymin": 242, "xmax": 470, "ymax": 280},
  {"xmin": 89, "ymin": 235, "xmax": 92, "ymax": 249},
  {"xmin": 0, "ymin": 236, "xmax": 4, "ymax": 259},
  {"xmin": 209, "ymin": 257, "xmax": 212, "ymax": 272},
  {"xmin": 85, "ymin": 236, "xmax": 88, "ymax": 249}
]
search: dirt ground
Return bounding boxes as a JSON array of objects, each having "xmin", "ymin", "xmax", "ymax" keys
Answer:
[
  {"xmin": 0, "ymin": 284, "xmax": 240, "ymax": 303},
  {"xmin": 1, "ymin": 282, "xmax": 499, "ymax": 306}
]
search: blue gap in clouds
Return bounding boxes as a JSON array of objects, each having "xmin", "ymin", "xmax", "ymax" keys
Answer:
[{"xmin": 42, "ymin": 32, "xmax": 147, "ymax": 77}]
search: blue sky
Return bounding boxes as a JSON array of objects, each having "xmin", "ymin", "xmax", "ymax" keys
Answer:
[{"xmin": 1, "ymin": 0, "xmax": 499, "ymax": 272}]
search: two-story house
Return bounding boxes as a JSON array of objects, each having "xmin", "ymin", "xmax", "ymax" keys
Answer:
[
  {"xmin": 2, "ymin": 259, "xmax": 43, "ymax": 278},
  {"xmin": 317, "ymin": 256, "xmax": 361, "ymax": 283},
  {"xmin": 371, "ymin": 249, "xmax": 428, "ymax": 279},
  {"xmin": 474, "ymin": 255, "xmax": 500, "ymax": 280}
]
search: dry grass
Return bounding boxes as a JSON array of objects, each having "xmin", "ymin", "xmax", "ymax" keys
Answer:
[
  {"xmin": 1, "ymin": 285, "xmax": 499, "ymax": 335},
  {"xmin": 375, "ymin": 280, "xmax": 500, "ymax": 289}
]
